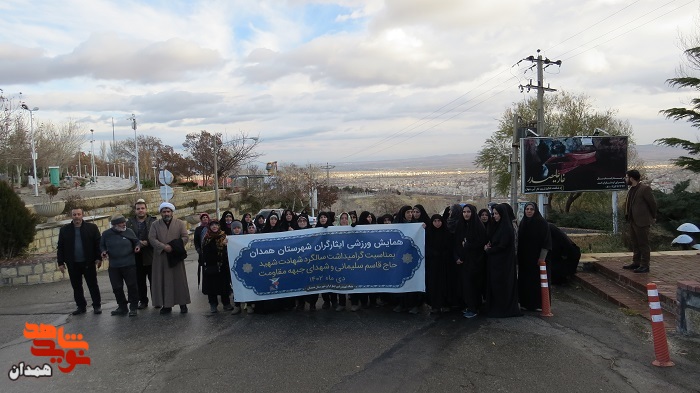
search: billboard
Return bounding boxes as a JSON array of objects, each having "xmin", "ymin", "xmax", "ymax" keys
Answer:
[{"xmin": 521, "ymin": 136, "xmax": 628, "ymax": 193}]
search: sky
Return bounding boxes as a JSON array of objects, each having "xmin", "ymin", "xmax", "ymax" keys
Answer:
[{"xmin": 2, "ymin": 0, "xmax": 699, "ymax": 168}]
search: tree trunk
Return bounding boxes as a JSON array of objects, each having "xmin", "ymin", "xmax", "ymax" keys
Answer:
[{"xmin": 564, "ymin": 192, "xmax": 583, "ymax": 213}]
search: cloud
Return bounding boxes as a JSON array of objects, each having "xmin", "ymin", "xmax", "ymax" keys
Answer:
[{"xmin": 0, "ymin": 33, "xmax": 224, "ymax": 84}]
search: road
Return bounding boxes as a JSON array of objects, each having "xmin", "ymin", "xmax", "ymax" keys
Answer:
[{"xmin": 1, "ymin": 257, "xmax": 699, "ymax": 393}]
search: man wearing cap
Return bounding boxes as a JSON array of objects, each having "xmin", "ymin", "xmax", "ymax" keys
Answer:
[
  {"xmin": 101, "ymin": 215, "xmax": 141, "ymax": 316},
  {"xmin": 149, "ymin": 202, "xmax": 191, "ymax": 314},
  {"xmin": 127, "ymin": 199, "xmax": 157, "ymax": 309},
  {"xmin": 57, "ymin": 208, "xmax": 103, "ymax": 315}
]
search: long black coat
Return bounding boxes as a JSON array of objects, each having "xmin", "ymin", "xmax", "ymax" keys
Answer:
[
  {"xmin": 485, "ymin": 205, "xmax": 521, "ymax": 318},
  {"xmin": 201, "ymin": 233, "xmax": 232, "ymax": 297}
]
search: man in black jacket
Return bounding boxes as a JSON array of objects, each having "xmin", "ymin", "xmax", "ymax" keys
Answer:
[
  {"xmin": 57, "ymin": 208, "xmax": 103, "ymax": 315},
  {"xmin": 126, "ymin": 199, "xmax": 157, "ymax": 309}
]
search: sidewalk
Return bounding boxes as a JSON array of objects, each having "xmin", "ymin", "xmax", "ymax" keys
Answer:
[
  {"xmin": 574, "ymin": 250, "xmax": 700, "ymax": 330},
  {"xmin": 18, "ymin": 175, "xmax": 136, "ymax": 205}
]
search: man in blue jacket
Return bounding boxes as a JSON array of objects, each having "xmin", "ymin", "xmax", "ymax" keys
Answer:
[
  {"xmin": 57, "ymin": 208, "xmax": 103, "ymax": 315},
  {"xmin": 101, "ymin": 215, "xmax": 141, "ymax": 316}
]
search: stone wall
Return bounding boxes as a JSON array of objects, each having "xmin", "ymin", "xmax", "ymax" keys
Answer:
[
  {"xmin": 27, "ymin": 199, "xmax": 236, "ymax": 255},
  {"xmin": 677, "ymin": 280, "xmax": 700, "ymax": 336},
  {"xmin": 1, "ymin": 189, "xmax": 243, "ymax": 286}
]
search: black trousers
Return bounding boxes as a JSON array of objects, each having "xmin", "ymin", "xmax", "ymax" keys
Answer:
[
  {"xmin": 135, "ymin": 254, "xmax": 152, "ymax": 304},
  {"xmin": 108, "ymin": 266, "xmax": 139, "ymax": 310},
  {"xmin": 630, "ymin": 223, "xmax": 651, "ymax": 268},
  {"xmin": 67, "ymin": 262, "xmax": 101, "ymax": 309}
]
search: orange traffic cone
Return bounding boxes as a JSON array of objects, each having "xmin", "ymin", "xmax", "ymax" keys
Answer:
[
  {"xmin": 539, "ymin": 259, "xmax": 553, "ymax": 317},
  {"xmin": 646, "ymin": 283, "xmax": 674, "ymax": 367}
]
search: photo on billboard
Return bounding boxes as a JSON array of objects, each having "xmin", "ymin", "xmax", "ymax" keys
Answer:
[{"xmin": 520, "ymin": 136, "xmax": 628, "ymax": 193}]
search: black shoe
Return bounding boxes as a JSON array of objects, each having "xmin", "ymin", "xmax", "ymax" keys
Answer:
[
  {"xmin": 180, "ymin": 305, "xmax": 188, "ymax": 314},
  {"xmin": 160, "ymin": 307, "xmax": 172, "ymax": 314},
  {"xmin": 633, "ymin": 266, "xmax": 650, "ymax": 273},
  {"xmin": 71, "ymin": 308, "xmax": 87, "ymax": 316},
  {"xmin": 111, "ymin": 306, "xmax": 128, "ymax": 316},
  {"xmin": 93, "ymin": 306, "xmax": 102, "ymax": 314},
  {"xmin": 137, "ymin": 302, "xmax": 148, "ymax": 310},
  {"xmin": 622, "ymin": 263, "xmax": 640, "ymax": 270},
  {"xmin": 128, "ymin": 309, "xmax": 137, "ymax": 317}
]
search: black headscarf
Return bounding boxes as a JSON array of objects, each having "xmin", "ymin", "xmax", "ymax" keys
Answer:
[
  {"xmin": 457, "ymin": 204, "xmax": 487, "ymax": 250},
  {"xmin": 262, "ymin": 212, "xmax": 282, "ymax": 233},
  {"xmin": 446, "ymin": 203, "xmax": 462, "ymax": 234},
  {"xmin": 396, "ymin": 205, "xmax": 414, "ymax": 224},
  {"xmin": 488, "ymin": 204, "xmax": 515, "ymax": 249},
  {"xmin": 412, "ymin": 204, "xmax": 430, "ymax": 225},
  {"xmin": 517, "ymin": 202, "xmax": 552, "ymax": 252}
]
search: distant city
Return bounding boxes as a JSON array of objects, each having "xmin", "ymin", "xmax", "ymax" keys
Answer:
[{"xmin": 323, "ymin": 144, "xmax": 698, "ymax": 197}]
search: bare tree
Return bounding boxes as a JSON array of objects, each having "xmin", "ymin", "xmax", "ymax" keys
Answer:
[{"xmin": 183, "ymin": 131, "xmax": 261, "ymax": 186}]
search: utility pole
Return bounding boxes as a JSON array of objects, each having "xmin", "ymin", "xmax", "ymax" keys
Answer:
[
  {"xmin": 519, "ymin": 49, "xmax": 562, "ymax": 217},
  {"xmin": 320, "ymin": 162, "xmax": 335, "ymax": 186},
  {"xmin": 510, "ymin": 115, "xmax": 519, "ymax": 209}
]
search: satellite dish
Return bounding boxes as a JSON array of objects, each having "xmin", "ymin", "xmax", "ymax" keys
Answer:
[{"xmin": 677, "ymin": 223, "xmax": 700, "ymax": 233}]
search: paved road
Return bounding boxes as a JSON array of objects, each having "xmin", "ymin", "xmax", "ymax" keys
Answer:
[{"xmin": 1, "ymin": 258, "xmax": 699, "ymax": 392}]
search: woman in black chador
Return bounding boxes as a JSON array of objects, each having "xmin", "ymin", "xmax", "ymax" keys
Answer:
[
  {"xmin": 201, "ymin": 221, "xmax": 234, "ymax": 313},
  {"xmin": 484, "ymin": 204, "xmax": 522, "ymax": 318},
  {"xmin": 425, "ymin": 214, "xmax": 452, "ymax": 313},
  {"xmin": 455, "ymin": 204, "xmax": 488, "ymax": 318},
  {"xmin": 517, "ymin": 202, "xmax": 552, "ymax": 311}
]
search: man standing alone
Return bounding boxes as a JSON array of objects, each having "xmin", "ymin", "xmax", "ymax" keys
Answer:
[
  {"xmin": 127, "ymin": 199, "xmax": 156, "ymax": 309},
  {"xmin": 57, "ymin": 208, "xmax": 103, "ymax": 315},
  {"xmin": 622, "ymin": 170, "xmax": 658, "ymax": 273},
  {"xmin": 149, "ymin": 202, "xmax": 190, "ymax": 314}
]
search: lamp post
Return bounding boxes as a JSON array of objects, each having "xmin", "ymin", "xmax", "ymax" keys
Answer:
[
  {"xmin": 152, "ymin": 166, "xmax": 157, "ymax": 182},
  {"xmin": 90, "ymin": 129, "xmax": 96, "ymax": 182},
  {"xmin": 20, "ymin": 104, "xmax": 39, "ymax": 197},
  {"xmin": 212, "ymin": 136, "xmax": 259, "ymax": 218},
  {"xmin": 128, "ymin": 114, "xmax": 141, "ymax": 191},
  {"xmin": 77, "ymin": 151, "xmax": 82, "ymax": 177}
]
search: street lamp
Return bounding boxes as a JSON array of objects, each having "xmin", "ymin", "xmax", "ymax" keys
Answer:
[
  {"xmin": 20, "ymin": 104, "xmax": 39, "ymax": 197},
  {"xmin": 213, "ymin": 136, "xmax": 259, "ymax": 218},
  {"xmin": 128, "ymin": 114, "xmax": 141, "ymax": 191},
  {"xmin": 152, "ymin": 166, "xmax": 157, "ymax": 182},
  {"xmin": 90, "ymin": 129, "xmax": 96, "ymax": 182}
]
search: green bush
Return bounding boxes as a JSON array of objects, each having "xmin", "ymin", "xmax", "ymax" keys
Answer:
[
  {"xmin": 141, "ymin": 179, "xmax": 156, "ymax": 189},
  {"xmin": 548, "ymin": 210, "xmax": 614, "ymax": 231},
  {"xmin": 0, "ymin": 181, "xmax": 38, "ymax": 258},
  {"xmin": 654, "ymin": 180, "xmax": 700, "ymax": 233}
]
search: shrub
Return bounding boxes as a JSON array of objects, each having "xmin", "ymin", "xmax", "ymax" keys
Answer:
[
  {"xmin": 45, "ymin": 184, "xmax": 59, "ymax": 202},
  {"xmin": 141, "ymin": 179, "xmax": 156, "ymax": 189},
  {"xmin": 62, "ymin": 193, "xmax": 84, "ymax": 214},
  {"xmin": 0, "ymin": 181, "xmax": 38, "ymax": 258}
]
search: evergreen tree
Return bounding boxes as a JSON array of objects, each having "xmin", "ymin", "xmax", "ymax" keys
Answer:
[
  {"xmin": 0, "ymin": 181, "xmax": 38, "ymax": 258},
  {"xmin": 658, "ymin": 46, "xmax": 700, "ymax": 173}
]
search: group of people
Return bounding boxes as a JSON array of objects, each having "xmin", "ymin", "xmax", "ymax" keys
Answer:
[
  {"xmin": 56, "ymin": 200, "xmax": 581, "ymax": 319},
  {"xmin": 189, "ymin": 202, "xmax": 581, "ymax": 319},
  {"xmin": 57, "ymin": 199, "xmax": 190, "ymax": 317}
]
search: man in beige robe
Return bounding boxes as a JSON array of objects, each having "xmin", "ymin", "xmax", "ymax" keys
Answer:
[{"xmin": 149, "ymin": 202, "xmax": 191, "ymax": 314}]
